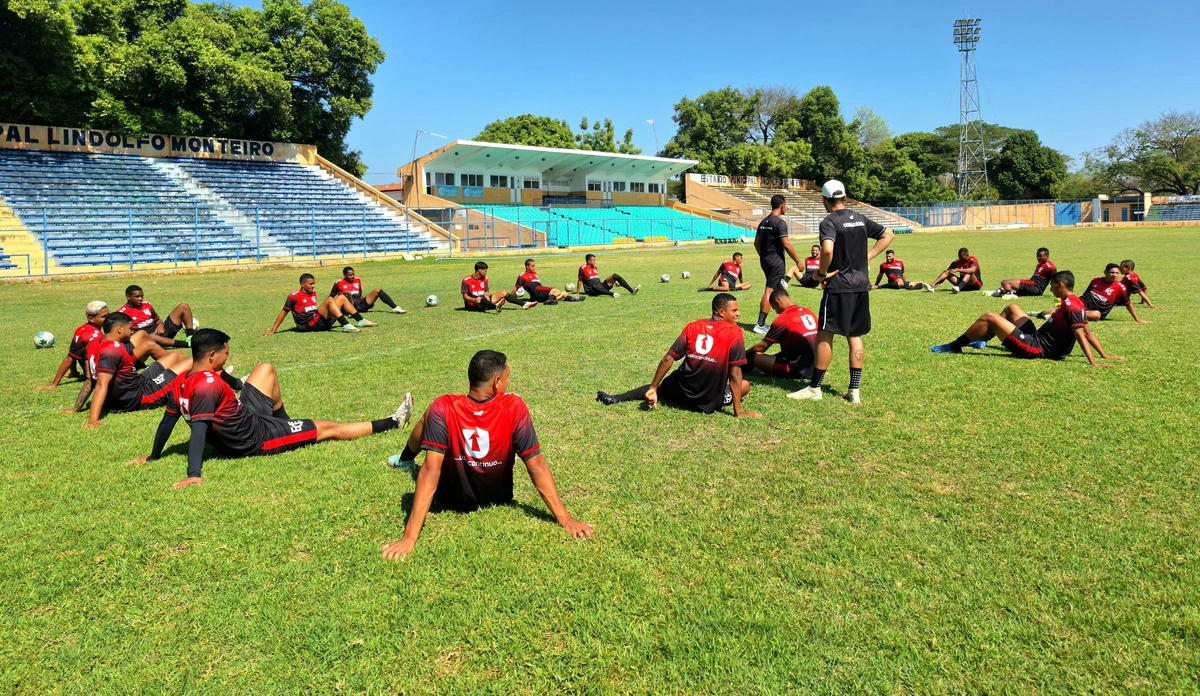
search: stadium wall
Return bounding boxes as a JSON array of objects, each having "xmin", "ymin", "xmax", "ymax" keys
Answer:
[{"xmin": 0, "ymin": 122, "xmax": 315, "ymax": 163}]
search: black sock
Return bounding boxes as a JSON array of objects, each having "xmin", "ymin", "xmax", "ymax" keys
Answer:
[
  {"xmin": 377, "ymin": 290, "xmax": 397, "ymax": 309},
  {"xmin": 982, "ymin": 330, "xmax": 995, "ymax": 342},
  {"xmin": 172, "ymin": 339, "xmax": 189, "ymax": 349},
  {"xmin": 810, "ymin": 369, "xmax": 826, "ymax": 388},
  {"xmin": 185, "ymin": 328, "xmax": 195, "ymax": 337},
  {"xmin": 615, "ymin": 385, "xmax": 652, "ymax": 403},
  {"xmin": 272, "ymin": 405, "xmax": 290, "ymax": 419},
  {"xmin": 372, "ymin": 418, "xmax": 399, "ymax": 434},
  {"xmin": 613, "ymin": 274, "xmax": 634, "ymax": 293},
  {"xmin": 849, "ymin": 368, "xmax": 862, "ymax": 390},
  {"xmin": 949, "ymin": 333, "xmax": 972, "ymax": 350},
  {"xmin": 335, "ymin": 315, "xmax": 349, "ymax": 326},
  {"xmin": 400, "ymin": 444, "xmax": 419, "ymax": 461},
  {"xmin": 351, "ymin": 312, "xmax": 364, "ymax": 322},
  {"xmin": 757, "ymin": 311, "xmax": 768, "ymax": 326},
  {"xmin": 221, "ymin": 371, "xmax": 243, "ymax": 391},
  {"xmin": 480, "ymin": 298, "xmax": 498, "ymax": 310}
]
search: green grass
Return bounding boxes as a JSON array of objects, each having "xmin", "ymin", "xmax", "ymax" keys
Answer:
[{"xmin": 1, "ymin": 226, "xmax": 1198, "ymax": 694}]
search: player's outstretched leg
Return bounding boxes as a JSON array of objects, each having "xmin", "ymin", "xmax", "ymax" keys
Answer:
[
  {"xmin": 596, "ymin": 385, "xmax": 651, "ymax": 406},
  {"xmin": 931, "ymin": 307, "xmax": 1022, "ymax": 353},
  {"xmin": 314, "ymin": 393, "xmax": 414, "ymax": 442},
  {"xmin": 336, "ymin": 294, "xmax": 376, "ymax": 328},
  {"xmin": 608, "ymin": 274, "xmax": 639, "ymax": 295},
  {"xmin": 387, "ymin": 409, "xmax": 430, "ymax": 472},
  {"xmin": 365, "ymin": 288, "xmax": 406, "ymax": 314}
]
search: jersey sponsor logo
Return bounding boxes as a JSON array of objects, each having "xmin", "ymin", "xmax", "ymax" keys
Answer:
[
  {"xmin": 843, "ymin": 221, "xmax": 865, "ymax": 228},
  {"xmin": 462, "ymin": 427, "xmax": 491, "ymax": 459},
  {"xmin": 694, "ymin": 334, "xmax": 714, "ymax": 355},
  {"xmin": 800, "ymin": 313, "xmax": 818, "ymax": 331}
]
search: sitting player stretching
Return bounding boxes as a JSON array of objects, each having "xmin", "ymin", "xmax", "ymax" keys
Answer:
[
  {"xmin": 578, "ymin": 253, "xmax": 639, "ymax": 297},
  {"xmin": 990, "ymin": 247, "xmax": 1056, "ymax": 298},
  {"xmin": 931, "ymin": 270, "xmax": 1121, "ymax": 367},
  {"xmin": 381, "ymin": 350, "xmax": 593, "ymax": 561},
  {"xmin": 929, "ymin": 248, "xmax": 983, "ymax": 293},
  {"xmin": 787, "ymin": 244, "xmax": 823, "ymax": 288},
  {"xmin": 745, "ymin": 288, "xmax": 818, "ymax": 380},
  {"xmin": 118, "ymin": 284, "xmax": 195, "ymax": 349},
  {"xmin": 39, "ymin": 300, "xmax": 107, "ymax": 391},
  {"xmin": 129, "ymin": 328, "xmax": 414, "ymax": 490},
  {"xmin": 331, "ymin": 265, "xmax": 405, "ymax": 315},
  {"xmin": 263, "ymin": 273, "xmax": 373, "ymax": 335},
  {"xmin": 511, "ymin": 258, "xmax": 581, "ymax": 306},
  {"xmin": 1065, "ymin": 263, "xmax": 1146, "ymax": 323},
  {"xmin": 68, "ymin": 311, "xmax": 197, "ymax": 427},
  {"xmin": 1120, "ymin": 260, "xmax": 1162, "ymax": 309},
  {"xmin": 461, "ymin": 261, "xmax": 509, "ymax": 313},
  {"xmin": 872, "ymin": 250, "xmax": 931, "ymax": 290},
  {"xmin": 596, "ymin": 293, "xmax": 759, "ymax": 417},
  {"xmin": 704, "ymin": 252, "xmax": 751, "ymax": 291}
]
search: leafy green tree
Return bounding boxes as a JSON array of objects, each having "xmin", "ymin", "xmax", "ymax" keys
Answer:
[
  {"xmin": 989, "ymin": 130, "xmax": 1068, "ymax": 199},
  {"xmin": 660, "ymin": 87, "xmax": 757, "ymax": 171},
  {"xmin": 1089, "ymin": 111, "xmax": 1200, "ymax": 195},
  {"xmin": 575, "ymin": 117, "xmax": 641, "ymax": 155},
  {"xmin": 476, "ymin": 114, "xmax": 578, "ymax": 149},
  {"xmin": 851, "ymin": 106, "xmax": 892, "ymax": 153},
  {"xmin": 744, "ymin": 85, "xmax": 802, "ymax": 144}
]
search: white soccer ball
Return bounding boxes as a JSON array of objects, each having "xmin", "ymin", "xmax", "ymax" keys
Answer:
[
  {"xmin": 566, "ymin": 283, "xmax": 577, "ymax": 293},
  {"xmin": 515, "ymin": 287, "xmax": 527, "ymax": 298},
  {"xmin": 681, "ymin": 271, "xmax": 691, "ymax": 279},
  {"xmin": 34, "ymin": 331, "xmax": 55, "ymax": 349},
  {"xmin": 661, "ymin": 274, "xmax": 670, "ymax": 283},
  {"xmin": 426, "ymin": 295, "xmax": 439, "ymax": 307}
]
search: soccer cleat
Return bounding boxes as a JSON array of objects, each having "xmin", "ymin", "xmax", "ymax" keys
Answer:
[
  {"xmin": 989, "ymin": 289, "xmax": 1003, "ymax": 297},
  {"xmin": 631, "ymin": 285, "xmax": 641, "ymax": 295},
  {"xmin": 950, "ymin": 284, "xmax": 961, "ymax": 294},
  {"xmin": 522, "ymin": 301, "xmax": 537, "ymax": 309},
  {"xmin": 787, "ymin": 386, "xmax": 823, "ymax": 401},
  {"xmin": 843, "ymin": 389, "xmax": 860, "ymax": 404},
  {"xmin": 924, "ymin": 283, "xmax": 935, "ymax": 292},
  {"xmin": 356, "ymin": 318, "xmax": 378, "ymax": 328},
  {"xmin": 1031, "ymin": 310, "xmax": 1048, "ymax": 320},
  {"xmin": 930, "ymin": 343, "xmax": 961, "ymax": 353},
  {"xmin": 967, "ymin": 340, "xmax": 987, "ymax": 350},
  {"xmin": 391, "ymin": 306, "xmax": 407, "ymax": 314},
  {"xmin": 342, "ymin": 324, "xmax": 361, "ymax": 333},
  {"xmin": 612, "ymin": 292, "xmax": 620, "ymax": 299},
  {"xmin": 386, "ymin": 454, "xmax": 417, "ymax": 472},
  {"xmin": 1001, "ymin": 292, "xmax": 1018, "ymax": 300},
  {"xmin": 392, "ymin": 392, "xmax": 414, "ymax": 429},
  {"xmin": 752, "ymin": 324, "xmax": 769, "ymax": 335},
  {"xmin": 596, "ymin": 391, "xmax": 618, "ymax": 406}
]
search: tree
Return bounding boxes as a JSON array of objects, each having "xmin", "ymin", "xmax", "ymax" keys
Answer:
[
  {"xmin": 851, "ymin": 106, "xmax": 892, "ymax": 152},
  {"xmin": 989, "ymin": 130, "xmax": 1068, "ymax": 199},
  {"xmin": 744, "ymin": 85, "xmax": 801, "ymax": 144},
  {"xmin": 660, "ymin": 87, "xmax": 757, "ymax": 172},
  {"xmin": 476, "ymin": 114, "xmax": 577, "ymax": 149},
  {"xmin": 1089, "ymin": 111, "xmax": 1200, "ymax": 195},
  {"xmin": 575, "ymin": 117, "xmax": 641, "ymax": 155}
]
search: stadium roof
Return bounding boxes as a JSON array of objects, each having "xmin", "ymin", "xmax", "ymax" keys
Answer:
[{"xmin": 418, "ymin": 140, "xmax": 698, "ymax": 180}]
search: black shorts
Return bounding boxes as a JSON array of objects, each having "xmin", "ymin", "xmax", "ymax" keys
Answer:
[
  {"xmin": 773, "ymin": 354, "xmax": 814, "ymax": 380},
  {"xmin": 956, "ymin": 277, "xmax": 983, "ymax": 291},
  {"xmin": 1015, "ymin": 279, "xmax": 1048, "ymax": 297},
  {"xmin": 162, "ymin": 317, "xmax": 183, "ymax": 338},
  {"xmin": 1002, "ymin": 317, "xmax": 1046, "ymax": 359},
  {"xmin": 582, "ymin": 279, "xmax": 611, "ymax": 296},
  {"xmin": 657, "ymin": 372, "xmax": 732, "ymax": 414},
  {"xmin": 241, "ymin": 384, "xmax": 318, "ymax": 456},
  {"xmin": 110, "ymin": 362, "xmax": 178, "ymax": 413},
  {"xmin": 353, "ymin": 297, "xmax": 371, "ymax": 313},
  {"xmin": 818, "ymin": 291, "xmax": 871, "ymax": 337},
  {"xmin": 531, "ymin": 288, "xmax": 553, "ymax": 303},
  {"xmin": 1097, "ymin": 305, "xmax": 1114, "ymax": 320},
  {"xmin": 878, "ymin": 279, "xmax": 903, "ymax": 290},
  {"xmin": 464, "ymin": 299, "xmax": 495, "ymax": 312},
  {"xmin": 760, "ymin": 258, "xmax": 788, "ymax": 292},
  {"xmin": 798, "ymin": 271, "xmax": 820, "ymax": 289},
  {"xmin": 295, "ymin": 314, "xmax": 334, "ymax": 332}
]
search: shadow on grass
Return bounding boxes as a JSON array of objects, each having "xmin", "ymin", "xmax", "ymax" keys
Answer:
[{"xmin": 392, "ymin": 490, "xmax": 557, "ymax": 525}]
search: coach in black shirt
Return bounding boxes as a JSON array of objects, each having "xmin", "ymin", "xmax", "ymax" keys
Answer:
[
  {"xmin": 788, "ymin": 180, "xmax": 893, "ymax": 405},
  {"xmin": 752, "ymin": 194, "xmax": 803, "ymax": 334}
]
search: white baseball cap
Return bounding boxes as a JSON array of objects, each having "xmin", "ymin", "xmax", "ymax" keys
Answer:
[{"xmin": 821, "ymin": 180, "xmax": 846, "ymax": 199}]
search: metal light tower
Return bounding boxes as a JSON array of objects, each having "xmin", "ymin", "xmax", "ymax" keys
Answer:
[{"xmin": 954, "ymin": 17, "xmax": 990, "ymax": 210}]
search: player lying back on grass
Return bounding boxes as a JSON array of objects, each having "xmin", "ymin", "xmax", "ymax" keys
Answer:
[
  {"xmin": 578, "ymin": 253, "xmax": 639, "ymax": 297},
  {"xmin": 264, "ymin": 273, "xmax": 374, "ymax": 335},
  {"xmin": 745, "ymin": 288, "xmax": 818, "ymax": 380},
  {"xmin": 931, "ymin": 270, "xmax": 1122, "ymax": 367},
  {"xmin": 596, "ymin": 292, "xmax": 759, "ymax": 417},
  {"xmin": 1071, "ymin": 263, "xmax": 1146, "ymax": 323},
  {"xmin": 331, "ymin": 265, "xmax": 405, "ymax": 314},
  {"xmin": 381, "ymin": 350, "xmax": 593, "ymax": 561},
  {"xmin": 39, "ymin": 300, "xmax": 107, "ymax": 391},
  {"xmin": 129, "ymin": 328, "xmax": 414, "ymax": 489},
  {"xmin": 990, "ymin": 247, "xmax": 1056, "ymax": 298},
  {"xmin": 118, "ymin": 284, "xmax": 195, "ymax": 349}
]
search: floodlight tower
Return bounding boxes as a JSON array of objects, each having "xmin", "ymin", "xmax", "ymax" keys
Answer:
[{"xmin": 953, "ymin": 17, "xmax": 990, "ymax": 211}]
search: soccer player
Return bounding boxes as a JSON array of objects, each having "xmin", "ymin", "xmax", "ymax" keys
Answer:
[
  {"xmin": 871, "ymin": 250, "xmax": 930, "ymax": 290},
  {"xmin": 128, "ymin": 328, "xmax": 415, "ymax": 490},
  {"xmin": 990, "ymin": 247, "xmax": 1056, "ymax": 298},
  {"xmin": 929, "ymin": 248, "xmax": 983, "ymax": 293},
  {"xmin": 596, "ymin": 293, "xmax": 759, "ymax": 417},
  {"xmin": 1074, "ymin": 264, "xmax": 1146, "ymax": 323},
  {"xmin": 69, "ymin": 311, "xmax": 195, "ymax": 427},
  {"xmin": 578, "ymin": 253, "xmax": 639, "ymax": 297},
  {"xmin": 787, "ymin": 244, "xmax": 824, "ymax": 289},
  {"xmin": 704, "ymin": 252, "xmax": 751, "ymax": 292},
  {"xmin": 380, "ymin": 350, "xmax": 593, "ymax": 561},
  {"xmin": 931, "ymin": 270, "xmax": 1121, "ymax": 367},
  {"xmin": 752, "ymin": 194, "xmax": 804, "ymax": 333},
  {"xmin": 331, "ymin": 266, "xmax": 406, "ymax": 314},
  {"xmin": 511, "ymin": 258, "xmax": 582, "ymax": 306},
  {"xmin": 118, "ymin": 284, "xmax": 194, "ymax": 348},
  {"xmin": 39, "ymin": 300, "xmax": 108, "ymax": 391},
  {"xmin": 263, "ymin": 273, "xmax": 373, "ymax": 335},
  {"xmin": 745, "ymin": 288, "xmax": 818, "ymax": 380},
  {"xmin": 789, "ymin": 180, "xmax": 894, "ymax": 405},
  {"xmin": 461, "ymin": 261, "xmax": 509, "ymax": 313},
  {"xmin": 1120, "ymin": 260, "xmax": 1162, "ymax": 309}
]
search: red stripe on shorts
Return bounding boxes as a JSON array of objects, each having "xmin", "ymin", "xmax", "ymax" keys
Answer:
[{"xmin": 262, "ymin": 429, "xmax": 317, "ymax": 451}]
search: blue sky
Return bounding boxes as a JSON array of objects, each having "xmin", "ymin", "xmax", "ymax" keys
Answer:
[{"xmin": 332, "ymin": 0, "xmax": 1200, "ymax": 182}]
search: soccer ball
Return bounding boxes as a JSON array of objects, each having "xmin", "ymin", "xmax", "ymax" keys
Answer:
[
  {"xmin": 566, "ymin": 283, "xmax": 577, "ymax": 293},
  {"xmin": 681, "ymin": 271, "xmax": 691, "ymax": 279},
  {"xmin": 515, "ymin": 287, "xmax": 527, "ymax": 298},
  {"xmin": 661, "ymin": 274, "xmax": 670, "ymax": 283},
  {"xmin": 34, "ymin": 331, "xmax": 55, "ymax": 349},
  {"xmin": 426, "ymin": 295, "xmax": 439, "ymax": 307}
]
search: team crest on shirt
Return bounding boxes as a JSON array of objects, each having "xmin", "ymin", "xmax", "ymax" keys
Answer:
[
  {"xmin": 462, "ymin": 428, "xmax": 491, "ymax": 458},
  {"xmin": 694, "ymin": 334, "xmax": 714, "ymax": 355}
]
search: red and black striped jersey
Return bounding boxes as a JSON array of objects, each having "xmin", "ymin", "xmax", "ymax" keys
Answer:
[
  {"xmin": 283, "ymin": 289, "xmax": 320, "ymax": 327},
  {"xmin": 1122, "ymin": 272, "xmax": 1146, "ymax": 293},
  {"xmin": 86, "ymin": 339, "xmax": 144, "ymax": 412},
  {"xmin": 1032, "ymin": 260, "xmax": 1057, "ymax": 281},
  {"xmin": 1082, "ymin": 277, "xmax": 1131, "ymax": 312},
  {"xmin": 330, "ymin": 278, "xmax": 362, "ymax": 299},
  {"xmin": 117, "ymin": 302, "xmax": 158, "ymax": 332},
  {"xmin": 949, "ymin": 256, "xmax": 982, "ymax": 284},
  {"xmin": 879, "ymin": 259, "xmax": 905, "ymax": 281},
  {"xmin": 665, "ymin": 319, "xmax": 747, "ymax": 413},
  {"xmin": 579, "ymin": 264, "xmax": 600, "ymax": 282},
  {"xmin": 804, "ymin": 256, "xmax": 821, "ymax": 272},
  {"xmin": 461, "ymin": 275, "xmax": 489, "ymax": 299},
  {"xmin": 719, "ymin": 261, "xmax": 743, "ymax": 279},
  {"xmin": 765, "ymin": 305, "xmax": 819, "ymax": 365},
  {"xmin": 516, "ymin": 271, "xmax": 544, "ymax": 290},
  {"xmin": 1037, "ymin": 294, "xmax": 1088, "ymax": 359},
  {"xmin": 166, "ymin": 370, "xmax": 260, "ymax": 457},
  {"xmin": 68, "ymin": 323, "xmax": 102, "ymax": 361}
]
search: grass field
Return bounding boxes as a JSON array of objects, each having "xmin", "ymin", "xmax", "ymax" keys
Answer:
[{"xmin": 1, "ymin": 226, "xmax": 1198, "ymax": 694}]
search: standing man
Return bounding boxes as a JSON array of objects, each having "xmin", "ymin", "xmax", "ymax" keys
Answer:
[
  {"xmin": 39, "ymin": 300, "xmax": 108, "ymax": 391},
  {"xmin": 578, "ymin": 253, "xmax": 639, "ymax": 297},
  {"xmin": 788, "ymin": 180, "xmax": 893, "ymax": 405},
  {"xmin": 990, "ymin": 247, "xmax": 1056, "ymax": 298},
  {"xmin": 330, "ymin": 266, "xmax": 406, "ymax": 315},
  {"xmin": 461, "ymin": 261, "xmax": 509, "ymax": 313},
  {"xmin": 752, "ymin": 194, "xmax": 804, "ymax": 334}
]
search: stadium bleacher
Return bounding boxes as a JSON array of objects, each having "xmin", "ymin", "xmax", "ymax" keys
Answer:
[
  {"xmin": 466, "ymin": 204, "xmax": 744, "ymax": 246},
  {"xmin": 703, "ymin": 181, "xmax": 917, "ymax": 232},
  {"xmin": 1154, "ymin": 203, "xmax": 1200, "ymax": 222}
]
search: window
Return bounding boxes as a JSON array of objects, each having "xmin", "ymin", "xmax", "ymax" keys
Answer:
[
  {"xmin": 434, "ymin": 172, "xmax": 455, "ymax": 186},
  {"xmin": 523, "ymin": 177, "xmax": 540, "ymax": 189},
  {"xmin": 630, "ymin": 182, "xmax": 645, "ymax": 193},
  {"xmin": 489, "ymin": 175, "xmax": 508, "ymax": 188},
  {"xmin": 648, "ymin": 183, "xmax": 661, "ymax": 194},
  {"xmin": 425, "ymin": 172, "xmax": 431, "ymax": 186},
  {"xmin": 587, "ymin": 180, "xmax": 601, "ymax": 191},
  {"xmin": 611, "ymin": 181, "xmax": 626, "ymax": 192},
  {"xmin": 461, "ymin": 174, "xmax": 483, "ymax": 187}
]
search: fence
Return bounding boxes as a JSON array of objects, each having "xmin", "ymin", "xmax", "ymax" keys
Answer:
[{"xmin": 876, "ymin": 200, "xmax": 1090, "ymax": 229}]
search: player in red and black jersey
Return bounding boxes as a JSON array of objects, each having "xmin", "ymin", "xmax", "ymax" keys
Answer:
[
  {"xmin": 745, "ymin": 288, "xmax": 818, "ymax": 380},
  {"xmin": 578, "ymin": 253, "xmax": 639, "ymax": 297},
  {"xmin": 932, "ymin": 271, "xmax": 1121, "ymax": 366},
  {"xmin": 129, "ymin": 328, "xmax": 415, "ymax": 490},
  {"xmin": 871, "ymin": 250, "xmax": 931, "ymax": 290},
  {"xmin": 510, "ymin": 258, "xmax": 582, "ymax": 306},
  {"xmin": 67, "ymin": 311, "xmax": 195, "ymax": 427},
  {"xmin": 330, "ymin": 266, "xmax": 405, "ymax": 315},
  {"xmin": 461, "ymin": 261, "xmax": 509, "ymax": 313},
  {"xmin": 1120, "ymin": 260, "xmax": 1162, "ymax": 309},
  {"xmin": 705, "ymin": 252, "xmax": 751, "ymax": 291},
  {"xmin": 930, "ymin": 248, "xmax": 983, "ymax": 293},
  {"xmin": 991, "ymin": 247, "xmax": 1056, "ymax": 298},
  {"xmin": 1074, "ymin": 264, "xmax": 1146, "ymax": 323},
  {"xmin": 787, "ymin": 244, "xmax": 824, "ymax": 288},
  {"xmin": 597, "ymin": 293, "xmax": 759, "ymax": 417},
  {"xmin": 118, "ymin": 284, "xmax": 195, "ymax": 349},
  {"xmin": 264, "ymin": 273, "xmax": 371, "ymax": 335},
  {"xmin": 381, "ymin": 350, "xmax": 593, "ymax": 561},
  {"xmin": 39, "ymin": 300, "xmax": 108, "ymax": 391}
]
